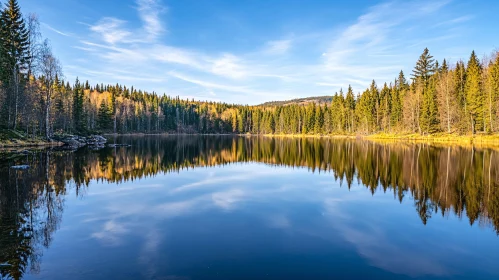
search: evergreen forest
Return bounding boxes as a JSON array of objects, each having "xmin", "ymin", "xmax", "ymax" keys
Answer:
[{"xmin": 1, "ymin": 0, "xmax": 499, "ymax": 140}]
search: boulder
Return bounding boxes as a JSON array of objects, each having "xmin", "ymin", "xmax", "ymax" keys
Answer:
[{"xmin": 54, "ymin": 135, "xmax": 107, "ymax": 150}]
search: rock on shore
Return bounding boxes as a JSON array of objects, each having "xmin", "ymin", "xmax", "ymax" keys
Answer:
[{"xmin": 53, "ymin": 135, "xmax": 107, "ymax": 150}]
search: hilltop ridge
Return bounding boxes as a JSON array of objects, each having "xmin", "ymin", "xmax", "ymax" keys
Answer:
[{"xmin": 259, "ymin": 96, "xmax": 333, "ymax": 107}]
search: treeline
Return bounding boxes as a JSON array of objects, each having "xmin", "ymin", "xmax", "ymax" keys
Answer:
[{"xmin": 1, "ymin": 0, "xmax": 499, "ymax": 138}]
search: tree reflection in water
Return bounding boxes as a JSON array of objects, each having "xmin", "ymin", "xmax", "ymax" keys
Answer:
[{"xmin": 1, "ymin": 135, "xmax": 499, "ymax": 279}]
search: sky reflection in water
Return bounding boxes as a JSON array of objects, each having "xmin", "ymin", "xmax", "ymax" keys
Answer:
[{"xmin": 1, "ymin": 136, "xmax": 498, "ymax": 280}]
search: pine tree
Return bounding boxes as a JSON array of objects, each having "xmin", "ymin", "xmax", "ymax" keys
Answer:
[{"xmin": 465, "ymin": 50, "xmax": 484, "ymax": 133}]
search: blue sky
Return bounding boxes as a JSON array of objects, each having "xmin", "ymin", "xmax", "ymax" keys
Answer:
[{"xmin": 21, "ymin": 0, "xmax": 499, "ymax": 105}]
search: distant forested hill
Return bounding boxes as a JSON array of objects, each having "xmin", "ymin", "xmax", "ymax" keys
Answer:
[{"xmin": 260, "ymin": 96, "xmax": 333, "ymax": 107}]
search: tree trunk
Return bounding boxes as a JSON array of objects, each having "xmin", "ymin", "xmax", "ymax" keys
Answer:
[
  {"xmin": 470, "ymin": 115, "xmax": 475, "ymax": 135},
  {"xmin": 13, "ymin": 75, "xmax": 19, "ymax": 130},
  {"xmin": 45, "ymin": 91, "xmax": 52, "ymax": 141},
  {"xmin": 489, "ymin": 86, "xmax": 493, "ymax": 132},
  {"xmin": 445, "ymin": 73, "xmax": 450, "ymax": 133}
]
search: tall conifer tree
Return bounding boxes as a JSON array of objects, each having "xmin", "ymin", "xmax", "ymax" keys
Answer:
[
  {"xmin": 345, "ymin": 85, "xmax": 355, "ymax": 132},
  {"xmin": 465, "ymin": 50, "xmax": 484, "ymax": 133},
  {"xmin": 0, "ymin": 0, "xmax": 29, "ymax": 128}
]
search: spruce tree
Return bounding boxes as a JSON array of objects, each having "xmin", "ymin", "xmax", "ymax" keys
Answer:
[
  {"xmin": 465, "ymin": 50, "xmax": 484, "ymax": 133},
  {"xmin": 454, "ymin": 60, "xmax": 467, "ymax": 127},
  {"xmin": 314, "ymin": 105, "xmax": 324, "ymax": 134},
  {"xmin": 356, "ymin": 90, "xmax": 373, "ymax": 133},
  {"xmin": 412, "ymin": 48, "xmax": 436, "ymax": 134},
  {"xmin": 392, "ymin": 71, "xmax": 407, "ymax": 130},
  {"xmin": 0, "ymin": 0, "xmax": 29, "ymax": 128},
  {"xmin": 72, "ymin": 78, "xmax": 86, "ymax": 133},
  {"xmin": 379, "ymin": 83, "xmax": 391, "ymax": 131},
  {"xmin": 397, "ymin": 70, "xmax": 408, "ymax": 89},
  {"xmin": 441, "ymin": 59, "xmax": 448, "ymax": 74},
  {"xmin": 412, "ymin": 48, "xmax": 436, "ymax": 84},
  {"xmin": 369, "ymin": 81, "xmax": 379, "ymax": 131},
  {"xmin": 390, "ymin": 83, "xmax": 402, "ymax": 129},
  {"xmin": 98, "ymin": 101, "xmax": 113, "ymax": 130},
  {"xmin": 420, "ymin": 76, "xmax": 440, "ymax": 133},
  {"xmin": 488, "ymin": 54, "xmax": 499, "ymax": 131},
  {"xmin": 305, "ymin": 103, "xmax": 315, "ymax": 134},
  {"xmin": 331, "ymin": 93, "xmax": 346, "ymax": 132},
  {"xmin": 345, "ymin": 85, "xmax": 355, "ymax": 132}
]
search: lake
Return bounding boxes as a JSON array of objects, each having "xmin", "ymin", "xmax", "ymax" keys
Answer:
[{"xmin": 1, "ymin": 136, "xmax": 499, "ymax": 280}]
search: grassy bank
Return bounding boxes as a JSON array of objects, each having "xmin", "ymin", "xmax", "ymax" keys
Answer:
[
  {"xmin": 0, "ymin": 129, "xmax": 62, "ymax": 148},
  {"xmin": 255, "ymin": 132, "xmax": 499, "ymax": 148},
  {"xmin": 4, "ymin": 129, "xmax": 499, "ymax": 148},
  {"xmin": 106, "ymin": 132, "xmax": 499, "ymax": 145},
  {"xmin": 364, "ymin": 133, "xmax": 499, "ymax": 146}
]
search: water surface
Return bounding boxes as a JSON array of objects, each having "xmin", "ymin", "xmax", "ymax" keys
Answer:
[{"xmin": 1, "ymin": 136, "xmax": 499, "ymax": 279}]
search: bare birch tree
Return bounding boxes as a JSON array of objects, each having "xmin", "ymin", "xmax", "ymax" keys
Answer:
[{"xmin": 39, "ymin": 40, "xmax": 62, "ymax": 140}]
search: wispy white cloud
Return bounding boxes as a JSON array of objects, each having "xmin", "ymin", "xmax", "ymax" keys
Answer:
[
  {"xmin": 168, "ymin": 71, "xmax": 253, "ymax": 95},
  {"xmin": 72, "ymin": 0, "xmax": 470, "ymax": 104},
  {"xmin": 150, "ymin": 45, "xmax": 203, "ymax": 67},
  {"xmin": 263, "ymin": 39, "xmax": 292, "ymax": 55},
  {"xmin": 210, "ymin": 54, "xmax": 248, "ymax": 79},
  {"xmin": 319, "ymin": 0, "xmax": 456, "ymax": 89},
  {"xmin": 41, "ymin": 22, "xmax": 72, "ymax": 37},
  {"xmin": 88, "ymin": 0, "xmax": 165, "ymax": 44},
  {"xmin": 136, "ymin": 0, "xmax": 166, "ymax": 41},
  {"xmin": 90, "ymin": 17, "xmax": 131, "ymax": 44},
  {"xmin": 432, "ymin": 15, "xmax": 473, "ymax": 27}
]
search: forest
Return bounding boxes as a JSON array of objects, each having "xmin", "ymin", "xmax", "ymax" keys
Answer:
[{"xmin": 1, "ymin": 0, "xmax": 499, "ymax": 141}]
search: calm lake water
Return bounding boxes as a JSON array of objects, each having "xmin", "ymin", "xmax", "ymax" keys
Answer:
[{"xmin": 1, "ymin": 136, "xmax": 499, "ymax": 280}]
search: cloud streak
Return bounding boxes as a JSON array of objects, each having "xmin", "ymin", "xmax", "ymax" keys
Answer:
[
  {"xmin": 69, "ymin": 0, "xmax": 472, "ymax": 104},
  {"xmin": 263, "ymin": 39, "xmax": 292, "ymax": 55},
  {"xmin": 136, "ymin": 0, "xmax": 166, "ymax": 40},
  {"xmin": 42, "ymin": 22, "xmax": 72, "ymax": 37},
  {"xmin": 90, "ymin": 18, "xmax": 131, "ymax": 44}
]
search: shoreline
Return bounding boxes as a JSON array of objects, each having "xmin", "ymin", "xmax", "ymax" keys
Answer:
[
  {"xmin": 261, "ymin": 133, "xmax": 499, "ymax": 147},
  {"xmin": 363, "ymin": 133, "xmax": 499, "ymax": 146},
  {"xmin": 0, "ymin": 140, "xmax": 63, "ymax": 149},
  {"xmin": 3, "ymin": 132, "xmax": 499, "ymax": 149}
]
